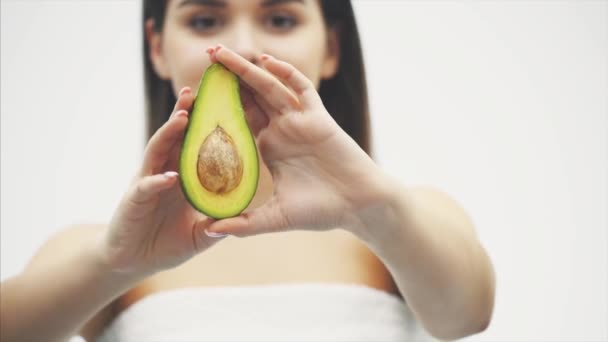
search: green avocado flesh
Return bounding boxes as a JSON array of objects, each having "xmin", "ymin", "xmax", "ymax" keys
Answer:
[{"xmin": 179, "ymin": 63, "xmax": 259, "ymax": 219}]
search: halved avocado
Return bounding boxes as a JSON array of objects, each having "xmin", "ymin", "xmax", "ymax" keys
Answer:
[{"xmin": 179, "ymin": 63, "xmax": 259, "ymax": 219}]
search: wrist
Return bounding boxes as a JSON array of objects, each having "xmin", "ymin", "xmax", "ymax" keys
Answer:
[
  {"xmin": 89, "ymin": 229, "xmax": 151, "ymax": 283},
  {"xmin": 346, "ymin": 167, "xmax": 403, "ymax": 241}
]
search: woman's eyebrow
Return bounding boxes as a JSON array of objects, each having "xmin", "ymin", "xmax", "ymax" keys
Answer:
[
  {"xmin": 261, "ymin": 0, "xmax": 305, "ymax": 7},
  {"xmin": 178, "ymin": 0, "xmax": 226, "ymax": 8}
]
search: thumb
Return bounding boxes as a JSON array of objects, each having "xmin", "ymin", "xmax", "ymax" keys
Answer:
[
  {"xmin": 204, "ymin": 197, "xmax": 288, "ymax": 238},
  {"xmin": 191, "ymin": 216, "xmax": 229, "ymax": 253}
]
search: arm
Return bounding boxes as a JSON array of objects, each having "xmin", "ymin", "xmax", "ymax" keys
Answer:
[
  {"xmin": 352, "ymin": 183, "xmax": 496, "ymax": 340},
  {"xmin": 1, "ymin": 87, "xmax": 222, "ymax": 342},
  {"xmin": 0, "ymin": 225, "xmax": 140, "ymax": 342},
  {"xmin": 202, "ymin": 46, "xmax": 496, "ymax": 340},
  {"xmin": 1, "ymin": 225, "xmax": 142, "ymax": 342}
]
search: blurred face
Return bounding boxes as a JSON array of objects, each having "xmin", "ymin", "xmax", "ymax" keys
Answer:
[{"xmin": 146, "ymin": 0, "xmax": 340, "ymax": 96}]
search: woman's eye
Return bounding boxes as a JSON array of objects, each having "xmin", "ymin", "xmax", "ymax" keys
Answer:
[
  {"xmin": 189, "ymin": 16, "xmax": 221, "ymax": 32},
  {"xmin": 266, "ymin": 14, "xmax": 297, "ymax": 31}
]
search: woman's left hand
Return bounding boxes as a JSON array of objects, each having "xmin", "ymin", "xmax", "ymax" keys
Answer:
[{"xmin": 205, "ymin": 45, "xmax": 390, "ymax": 237}]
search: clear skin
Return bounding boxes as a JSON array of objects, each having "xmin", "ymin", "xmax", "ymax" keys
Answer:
[
  {"xmin": 153, "ymin": 0, "xmax": 339, "ymax": 99},
  {"xmin": 103, "ymin": 0, "xmax": 348, "ymax": 275},
  {"xmin": 0, "ymin": 0, "xmax": 495, "ymax": 341}
]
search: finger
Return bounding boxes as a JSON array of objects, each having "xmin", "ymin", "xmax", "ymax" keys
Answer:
[
  {"xmin": 242, "ymin": 92, "xmax": 282, "ymax": 163},
  {"xmin": 141, "ymin": 109, "xmax": 189, "ymax": 175},
  {"xmin": 130, "ymin": 171, "xmax": 180, "ymax": 205},
  {"xmin": 204, "ymin": 198, "xmax": 288, "ymax": 238},
  {"xmin": 159, "ymin": 87, "xmax": 194, "ymax": 172},
  {"xmin": 172, "ymin": 86, "xmax": 194, "ymax": 114},
  {"xmin": 260, "ymin": 54, "xmax": 322, "ymax": 110},
  {"xmin": 210, "ymin": 44, "xmax": 300, "ymax": 114},
  {"xmin": 240, "ymin": 86, "xmax": 269, "ymax": 136},
  {"xmin": 252, "ymin": 91, "xmax": 280, "ymax": 120},
  {"xmin": 163, "ymin": 135, "xmax": 185, "ymax": 172},
  {"xmin": 191, "ymin": 217, "xmax": 229, "ymax": 254},
  {"xmin": 206, "ymin": 46, "xmax": 217, "ymax": 63},
  {"xmin": 141, "ymin": 89, "xmax": 193, "ymax": 175}
]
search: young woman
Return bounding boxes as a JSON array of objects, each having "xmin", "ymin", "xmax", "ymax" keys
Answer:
[{"xmin": 0, "ymin": 1, "xmax": 495, "ymax": 341}]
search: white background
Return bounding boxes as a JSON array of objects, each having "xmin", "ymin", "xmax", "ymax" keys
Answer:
[{"xmin": 1, "ymin": 0, "xmax": 606, "ymax": 341}]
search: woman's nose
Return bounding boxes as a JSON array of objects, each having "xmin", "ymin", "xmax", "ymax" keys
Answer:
[{"xmin": 228, "ymin": 19, "xmax": 261, "ymax": 64}]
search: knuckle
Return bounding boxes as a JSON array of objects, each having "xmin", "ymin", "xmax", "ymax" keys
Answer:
[
  {"xmin": 285, "ymin": 68, "xmax": 296, "ymax": 81},
  {"xmin": 265, "ymin": 79, "xmax": 278, "ymax": 94},
  {"xmin": 304, "ymin": 78, "xmax": 314, "ymax": 90},
  {"xmin": 128, "ymin": 181, "xmax": 155, "ymax": 207},
  {"xmin": 135, "ymin": 179, "xmax": 147, "ymax": 194},
  {"xmin": 132, "ymin": 182, "xmax": 147, "ymax": 200},
  {"xmin": 133, "ymin": 177, "xmax": 152, "ymax": 199}
]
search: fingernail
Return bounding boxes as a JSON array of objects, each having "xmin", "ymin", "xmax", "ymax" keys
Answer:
[
  {"xmin": 164, "ymin": 171, "xmax": 178, "ymax": 179},
  {"xmin": 179, "ymin": 87, "xmax": 190, "ymax": 96},
  {"xmin": 215, "ymin": 44, "xmax": 223, "ymax": 52},
  {"xmin": 206, "ymin": 47, "xmax": 214, "ymax": 54},
  {"xmin": 204, "ymin": 229, "xmax": 229, "ymax": 238},
  {"xmin": 174, "ymin": 110, "xmax": 188, "ymax": 119}
]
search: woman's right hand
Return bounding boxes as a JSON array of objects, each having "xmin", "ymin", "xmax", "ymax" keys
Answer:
[{"xmin": 98, "ymin": 87, "xmax": 225, "ymax": 277}]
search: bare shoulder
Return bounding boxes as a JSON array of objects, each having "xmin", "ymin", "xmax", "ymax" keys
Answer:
[{"xmin": 24, "ymin": 223, "xmax": 116, "ymax": 340}]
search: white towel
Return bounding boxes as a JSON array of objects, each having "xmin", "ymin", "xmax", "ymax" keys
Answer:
[{"xmin": 96, "ymin": 283, "xmax": 436, "ymax": 342}]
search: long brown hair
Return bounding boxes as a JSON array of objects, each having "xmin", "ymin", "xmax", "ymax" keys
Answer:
[{"xmin": 142, "ymin": 0, "xmax": 372, "ymax": 155}]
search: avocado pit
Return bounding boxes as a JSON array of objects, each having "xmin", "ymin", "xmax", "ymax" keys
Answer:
[{"xmin": 197, "ymin": 126, "xmax": 243, "ymax": 194}]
